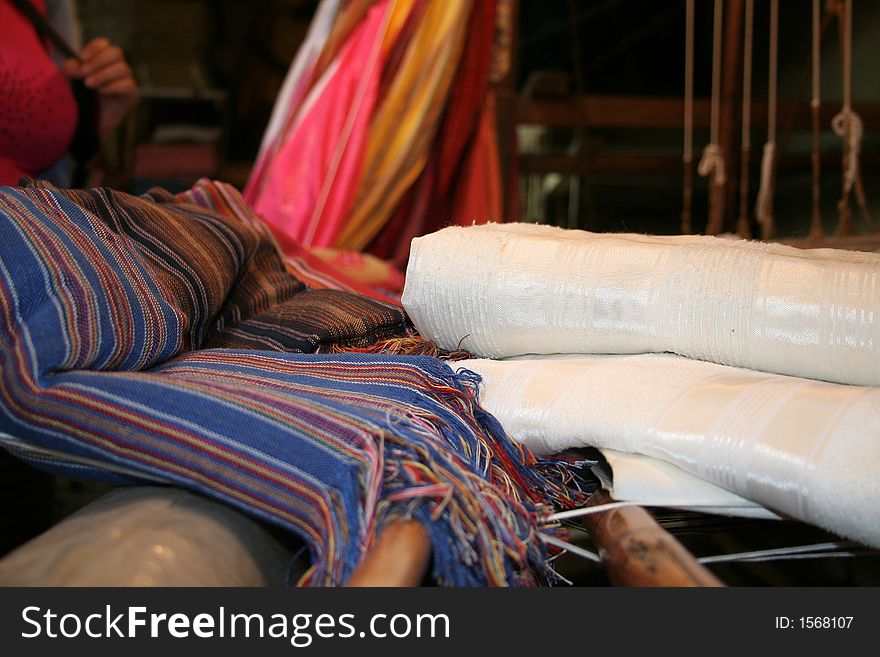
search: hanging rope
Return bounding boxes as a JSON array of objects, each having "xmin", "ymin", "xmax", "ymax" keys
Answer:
[
  {"xmin": 737, "ymin": 0, "xmax": 754, "ymax": 238},
  {"xmin": 809, "ymin": 0, "xmax": 824, "ymax": 236},
  {"xmin": 830, "ymin": 0, "xmax": 876, "ymax": 235},
  {"xmin": 774, "ymin": 1, "xmax": 837, "ymax": 235},
  {"xmin": 832, "ymin": 0, "xmax": 855, "ymax": 234},
  {"xmin": 755, "ymin": 0, "xmax": 778, "ymax": 239},
  {"xmin": 681, "ymin": 0, "xmax": 695, "ymax": 234},
  {"xmin": 830, "ymin": 107, "xmax": 864, "ymax": 227},
  {"xmin": 698, "ymin": 0, "xmax": 726, "ymax": 235}
]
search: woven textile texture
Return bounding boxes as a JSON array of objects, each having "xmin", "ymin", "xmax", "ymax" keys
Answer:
[
  {"xmin": 460, "ymin": 353, "xmax": 880, "ymax": 548},
  {"xmin": 599, "ymin": 450, "xmax": 777, "ymax": 520},
  {"xmin": 403, "ymin": 222, "xmax": 880, "ymax": 386},
  {"xmin": 181, "ymin": 179, "xmax": 403, "ymax": 305},
  {"xmin": 0, "ymin": 182, "xmax": 591, "ymax": 585}
]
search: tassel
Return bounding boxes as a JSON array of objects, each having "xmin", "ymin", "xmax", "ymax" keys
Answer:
[
  {"xmin": 831, "ymin": 108, "xmax": 863, "ymax": 196},
  {"xmin": 698, "ymin": 143, "xmax": 727, "ymax": 185}
]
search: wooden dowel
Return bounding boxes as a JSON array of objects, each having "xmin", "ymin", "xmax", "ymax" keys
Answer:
[
  {"xmin": 348, "ymin": 502, "xmax": 723, "ymax": 587},
  {"xmin": 720, "ymin": 0, "xmax": 745, "ymax": 236},
  {"xmin": 347, "ymin": 520, "xmax": 432, "ymax": 587},
  {"xmin": 583, "ymin": 492, "xmax": 724, "ymax": 587}
]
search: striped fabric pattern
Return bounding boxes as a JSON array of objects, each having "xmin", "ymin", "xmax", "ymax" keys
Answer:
[
  {"xmin": 45, "ymin": 181, "xmax": 407, "ymax": 354},
  {"xmin": 184, "ymin": 171, "xmax": 403, "ymax": 306},
  {"xmin": 0, "ymin": 182, "xmax": 591, "ymax": 585}
]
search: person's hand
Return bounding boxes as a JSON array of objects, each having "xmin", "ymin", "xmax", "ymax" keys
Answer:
[{"xmin": 62, "ymin": 37, "xmax": 138, "ymax": 136}]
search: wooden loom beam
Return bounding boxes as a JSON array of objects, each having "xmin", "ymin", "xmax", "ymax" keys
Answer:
[
  {"xmin": 514, "ymin": 95, "xmax": 880, "ymax": 131},
  {"xmin": 347, "ymin": 520, "xmax": 432, "ymax": 587},
  {"xmin": 519, "ymin": 149, "xmax": 880, "ymax": 178},
  {"xmin": 582, "ymin": 491, "xmax": 724, "ymax": 587},
  {"xmin": 347, "ymin": 501, "xmax": 724, "ymax": 587}
]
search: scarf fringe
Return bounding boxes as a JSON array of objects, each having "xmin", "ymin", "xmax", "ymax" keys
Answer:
[
  {"xmin": 358, "ymin": 364, "xmax": 596, "ymax": 586},
  {"xmin": 320, "ymin": 335, "xmax": 475, "ymax": 360}
]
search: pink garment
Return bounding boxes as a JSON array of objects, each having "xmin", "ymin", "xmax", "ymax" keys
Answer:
[
  {"xmin": 0, "ymin": 0, "xmax": 77, "ymax": 185},
  {"xmin": 250, "ymin": 0, "xmax": 391, "ymax": 248},
  {"xmin": 245, "ymin": 0, "xmax": 341, "ymax": 202}
]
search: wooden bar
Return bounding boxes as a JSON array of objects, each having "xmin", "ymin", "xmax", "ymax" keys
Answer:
[
  {"xmin": 519, "ymin": 150, "xmax": 880, "ymax": 177},
  {"xmin": 582, "ymin": 492, "xmax": 724, "ymax": 587},
  {"xmin": 514, "ymin": 95, "xmax": 880, "ymax": 131},
  {"xmin": 347, "ymin": 520, "xmax": 432, "ymax": 587},
  {"xmin": 520, "ymin": 152, "xmax": 676, "ymax": 176},
  {"xmin": 719, "ymin": 0, "xmax": 745, "ymax": 234},
  {"xmin": 778, "ymin": 233, "xmax": 880, "ymax": 252}
]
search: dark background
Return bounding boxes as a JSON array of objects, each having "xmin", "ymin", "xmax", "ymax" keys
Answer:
[{"xmin": 76, "ymin": 0, "xmax": 880, "ymax": 237}]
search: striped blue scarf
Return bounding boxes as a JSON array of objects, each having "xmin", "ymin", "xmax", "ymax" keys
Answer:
[{"xmin": 0, "ymin": 181, "xmax": 592, "ymax": 585}]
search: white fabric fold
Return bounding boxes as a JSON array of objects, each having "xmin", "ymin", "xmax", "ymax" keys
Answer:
[
  {"xmin": 403, "ymin": 223, "xmax": 880, "ymax": 386},
  {"xmin": 458, "ymin": 353, "xmax": 880, "ymax": 547},
  {"xmin": 599, "ymin": 450, "xmax": 780, "ymax": 520}
]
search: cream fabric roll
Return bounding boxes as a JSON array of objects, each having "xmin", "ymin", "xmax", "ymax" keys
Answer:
[
  {"xmin": 0, "ymin": 486, "xmax": 295, "ymax": 586},
  {"xmin": 599, "ymin": 450, "xmax": 779, "ymax": 519},
  {"xmin": 459, "ymin": 354, "xmax": 880, "ymax": 547},
  {"xmin": 403, "ymin": 223, "xmax": 880, "ymax": 386}
]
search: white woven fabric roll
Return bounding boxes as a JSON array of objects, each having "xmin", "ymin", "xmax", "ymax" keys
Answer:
[
  {"xmin": 599, "ymin": 450, "xmax": 779, "ymax": 520},
  {"xmin": 459, "ymin": 353, "xmax": 880, "ymax": 547},
  {"xmin": 403, "ymin": 223, "xmax": 880, "ymax": 386}
]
